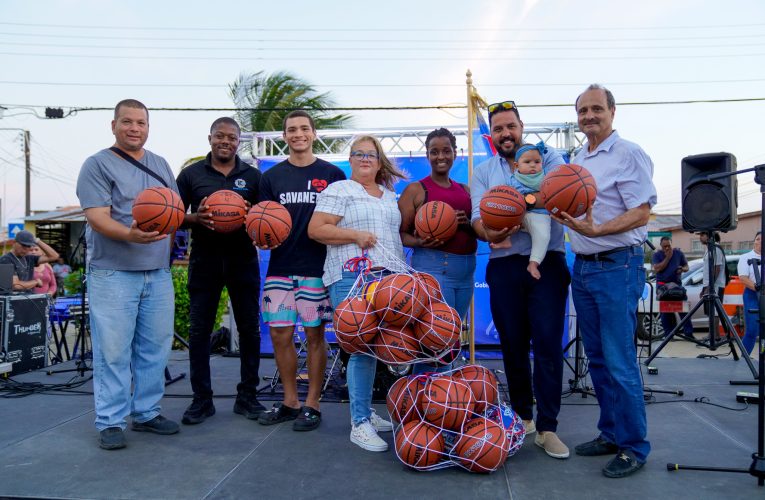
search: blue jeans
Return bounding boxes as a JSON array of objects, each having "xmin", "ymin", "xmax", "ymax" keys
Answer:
[
  {"xmin": 410, "ymin": 248, "xmax": 476, "ymax": 320},
  {"xmin": 572, "ymin": 247, "xmax": 650, "ymax": 462},
  {"xmin": 88, "ymin": 267, "xmax": 174, "ymax": 431},
  {"xmin": 742, "ymin": 288, "xmax": 760, "ymax": 355},
  {"xmin": 329, "ymin": 271, "xmax": 377, "ymax": 425}
]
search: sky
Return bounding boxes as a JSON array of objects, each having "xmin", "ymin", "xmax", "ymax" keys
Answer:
[{"xmin": 1, "ymin": 0, "xmax": 764, "ymax": 228}]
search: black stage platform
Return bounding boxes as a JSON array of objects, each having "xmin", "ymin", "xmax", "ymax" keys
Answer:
[{"xmin": 0, "ymin": 351, "xmax": 762, "ymax": 499}]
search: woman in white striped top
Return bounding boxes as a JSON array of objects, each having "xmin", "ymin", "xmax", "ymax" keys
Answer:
[{"xmin": 308, "ymin": 135, "xmax": 406, "ymax": 452}]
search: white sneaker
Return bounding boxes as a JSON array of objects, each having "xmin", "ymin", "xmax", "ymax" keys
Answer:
[
  {"xmin": 350, "ymin": 420, "xmax": 388, "ymax": 452},
  {"xmin": 369, "ymin": 408, "xmax": 393, "ymax": 432}
]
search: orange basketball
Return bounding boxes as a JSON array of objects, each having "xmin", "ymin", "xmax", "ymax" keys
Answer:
[
  {"xmin": 540, "ymin": 164, "xmax": 597, "ymax": 218},
  {"xmin": 374, "ymin": 324, "xmax": 420, "ymax": 364},
  {"xmin": 132, "ymin": 187, "xmax": 185, "ymax": 235},
  {"xmin": 420, "ymin": 376, "xmax": 474, "ymax": 431},
  {"xmin": 206, "ymin": 190, "xmax": 247, "ymax": 233},
  {"xmin": 395, "ymin": 420, "xmax": 445, "ymax": 469},
  {"xmin": 373, "ymin": 274, "xmax": 426, "ymax": 327},
  {"xmin": 414, "ymin": 301, "xmax": 461, "ymax": 352},
  {"xmin": 415, "ymin": 201, "xmax": 458, "ymax": 242},
  {"xmin": 413, "ymin": 272, "xmax": 443, "ymax": 302},
  {"xmin": 386, "ymin": 376, "xmax": 425, "ymax": 424},
  {"xmin": 451, "ymin": 417, "xmax": 509, "ymax": 473},
  {"xmin": 333, "ymin": 297, "xmax": 379, "ymax": 350},
  {"xmin": 246, "ymin": 201, "xmax": 292, "ymax": 247},
  {"xmin": 453, "ymin": 365, "xmax": 499, "ymax": 414},
  {"xmin": 479, "ymin": 185, "xmax": 526, "ymax": 230}
]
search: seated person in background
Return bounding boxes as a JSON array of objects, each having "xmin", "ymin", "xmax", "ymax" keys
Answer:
[
  {"xmin": 30, "ymin": 245, "xmax": 57, "ymax": 296},
  {"xmin": 651, "ymin": 236, "xmax": 691, "ymax": 337},
  {"xmin": 0, "ymin": 230, "xmax": 59, "ymax": 293}
]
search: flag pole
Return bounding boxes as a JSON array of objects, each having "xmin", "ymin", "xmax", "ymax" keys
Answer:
[{"xmin": 466, "ymin": 69, "xmax": 476, "ymax": 365}]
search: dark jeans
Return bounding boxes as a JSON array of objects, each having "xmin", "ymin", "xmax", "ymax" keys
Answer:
[
  {"xmin": 187, "ymin": 250, "xmax": 261, "ymax": 398},
  {"xmin": 659, "ymin": 312, "xmax": 693, "ymax": 337},
  {"xmin": 486, "ymin": 251, "xmax": 570, "ymax": 433}
]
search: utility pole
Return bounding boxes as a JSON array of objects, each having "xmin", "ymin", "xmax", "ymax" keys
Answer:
[
  {"xmin": 24, "ymin": 130, "xmax": 30, "ymax": 217},
  {"xmin": 0, "ymin": 128, "xmax": 31, "ymax": 220}
]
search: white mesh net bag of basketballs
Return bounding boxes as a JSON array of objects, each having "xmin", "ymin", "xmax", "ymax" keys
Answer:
[
  {"xmin": 332, "ymin": 249, "xmax": 525, "ymax": 472},
  {"xmin": 387, "ymin": 367, "xmax": 525, "ymax": 473},
  {"xmin": 332, "ymin": 248, "xmax": 462, "ymax": 365}
]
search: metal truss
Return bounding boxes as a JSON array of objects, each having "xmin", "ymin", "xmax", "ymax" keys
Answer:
[{"xmin": 241, "ymin": 122, "xmax": 585, "ymax": 159}]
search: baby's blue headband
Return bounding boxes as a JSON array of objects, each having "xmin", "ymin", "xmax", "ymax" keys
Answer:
[{"xmin": 514, "ymin": 141, "xmax": 547, "ymax": 162}]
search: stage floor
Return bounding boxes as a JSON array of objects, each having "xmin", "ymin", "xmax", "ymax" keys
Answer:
[{"xmin": 1, "ymin": 349, "xmax": 763, "ymax": 499}]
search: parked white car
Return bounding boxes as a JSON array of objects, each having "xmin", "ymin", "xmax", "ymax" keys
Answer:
[{"xmin": 637, "ymin": 255, "xmax": 741, "ymax": 339}]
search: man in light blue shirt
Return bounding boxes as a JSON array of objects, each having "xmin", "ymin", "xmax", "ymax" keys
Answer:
[
  {"xmin": 470, "ymin": 101, "xmax": 571, "ymax": 460},
  {"xmin": 558, "ymin": 84, "xmax": 657, "ymax": 478}
]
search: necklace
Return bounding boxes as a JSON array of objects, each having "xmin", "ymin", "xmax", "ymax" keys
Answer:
[{"xmin": 9, "ymin": 253, "xmax": 28, "ymax": 274}]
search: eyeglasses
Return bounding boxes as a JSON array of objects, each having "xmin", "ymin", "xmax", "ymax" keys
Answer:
[
  {"xmin": 350, "ymin": 151, "xmax": 379, "ymax": 161},
  {"xmin": 487, "ymin": 100, "xmax": 517, "ymax": 116}
]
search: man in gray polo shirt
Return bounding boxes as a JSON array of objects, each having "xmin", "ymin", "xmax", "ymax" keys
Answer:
[
  {"xmin": 76, "ymin": 99, "xmax": 180, "ymax": 450},
  {"xmin": 559, "ymin": 84, "xmax": 657, "ymax": 478}
]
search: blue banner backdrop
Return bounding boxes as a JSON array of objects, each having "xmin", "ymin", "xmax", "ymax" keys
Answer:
[{"xmin": 254, "ymin": 146, "xmax": 571, "ymax": 355}]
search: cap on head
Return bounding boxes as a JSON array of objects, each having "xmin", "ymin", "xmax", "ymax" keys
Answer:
[{"xmin": 15, "ymin": 230, "xmax": 36, "ymax": 247}]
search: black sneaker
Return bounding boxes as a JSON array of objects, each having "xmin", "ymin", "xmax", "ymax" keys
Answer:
[
  {"xmin": 233, "ymin": 393, "xmax": 266, "ymax": 420},
  {"xmin": 603, "ymin": 450, "xmax": 645, "ymax": 478},
  {"xmin": 574, "ymin": 436, "xmax": 619, "ymax": 457},
  {"xmin": 257, "ymin": 403, "xmax": 300, "ymax": 426},
  {"xmin": 131, "ymin": 415, "xmax": 180, "ymax": 435},
  {"xmin": 293, "ymin": 406, "xmax": 322, "ymax": 432},
  {"xmin": 99, "ymin": 427, "xmax": 126, "ymax": 450},
  {"xmin": 182, "ymin": 398, "xmax": 216, "ymax": 425}
]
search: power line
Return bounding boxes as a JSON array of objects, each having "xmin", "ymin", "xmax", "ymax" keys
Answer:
[
  {"xmin": 3, "ymin": 51, "xmax": 765, "ymax": 62},
  {"xmin": 1, "ymin": 96, "xmax": 759, "ymax": 113},
  {"xmin": 4, "ymin": 40, "xmax": 765, "ymax": 51},
  {"xmin": 1, "ymin": 31, "xmax": 764, "ymax": 43},
  {"xmin": 1, "ymin": 21, "xmax": 764, "ymax": 31},
  {"xmin": 2, "ymin": 78, "xmax": 765, "ymax": 89}
]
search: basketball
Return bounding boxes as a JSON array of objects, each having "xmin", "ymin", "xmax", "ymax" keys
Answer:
[
  {"xmin": 132, "ymin": 187, "xmax": 185, "ymax": 235},
  {"xmin": 453, "ymin": 365, "xmax": 499, "ymax": 414},
  {"xmin": 414, "ymin": 201, "xmax": 458, "ymax": 242},
  {"xmin": 395, "ymin": 420, "xmax": 445, "ymax": 469},
  {"xmin": 420, "ymin": 376, "xmax": 474, "ymax": 431},
  {"xmin": 451, "ymin": 417, "xmax": 510, "ymax": 473},
  {"xmin": 205, "ymin": 190, "xmax": 247, "ymax": 233},
  {"xmin": 373, "ymin": 274, "xmax": 426, "ymax": 327},
  {"xmin": 413, "ymin": 272, "xmax": 443, "ymax": 302},
  {"xmin": 540, "ymin": 163, "xmax": 597, "ymax": 218},
  {"xmin": 333, "ymin": 297, "xmax": 379, "ymax": 344},
  {"xmin": 374, "ymin": 324, "xmax": 420, "ymax": 364},
  {"xmin": 246, "ymin": 201, "xmax": 292, "ymax": 247},
  {"xmin": 362, "ymin": 279, "xmax": 381, "ymax": 303},
  {"xmin": 387, "ymin": 376, "xmax": 425, "ymax": 424},
  {"xmin": 414, "ymin": 301, "xmax": 461, "ymax": 352},
  {"xmin": 479, "ymin": 185, "xmax": 526, "ymax": 230}
]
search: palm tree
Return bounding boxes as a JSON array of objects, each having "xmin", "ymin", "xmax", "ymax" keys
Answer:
[{"xmin": 229, "ymin": 70, "xmax": 352, "ymax": 153}]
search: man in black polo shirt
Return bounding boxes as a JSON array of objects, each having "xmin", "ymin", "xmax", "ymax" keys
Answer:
[
  {"xmin": 176, "ymin": 117, "xmax": 264, "ymax": 425},
  {"xmin": 0, "ymin": 230, "xmax": 59, "ymax": 292}
]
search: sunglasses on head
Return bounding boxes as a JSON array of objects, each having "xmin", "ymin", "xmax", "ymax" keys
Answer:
[{"xmin": 487, "ymin": 100, "xmax": 517, "ymax": 116}]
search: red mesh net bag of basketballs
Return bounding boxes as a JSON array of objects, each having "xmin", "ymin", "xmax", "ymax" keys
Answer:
[
  {"xmin": 387, "ymin": 365, "xmax": 526, "ymax": 473},
  {"xmin": 332, "ymin": 248, "xmax": 462, "ymax": 366}
]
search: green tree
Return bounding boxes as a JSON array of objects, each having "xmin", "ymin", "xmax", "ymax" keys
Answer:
[{"xmin": 229, "ymin": 70, "xmax": 352, "ymax": 153}]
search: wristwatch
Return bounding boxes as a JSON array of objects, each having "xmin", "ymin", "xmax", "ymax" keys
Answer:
[{"xmin": 524, "ymin": 193, "xmax": 537, "ymax": 211}]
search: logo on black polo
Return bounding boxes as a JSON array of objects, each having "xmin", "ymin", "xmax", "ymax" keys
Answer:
[{"xmin": 235, "ymin": 179, "xmax": 246, "ymax": 189}]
